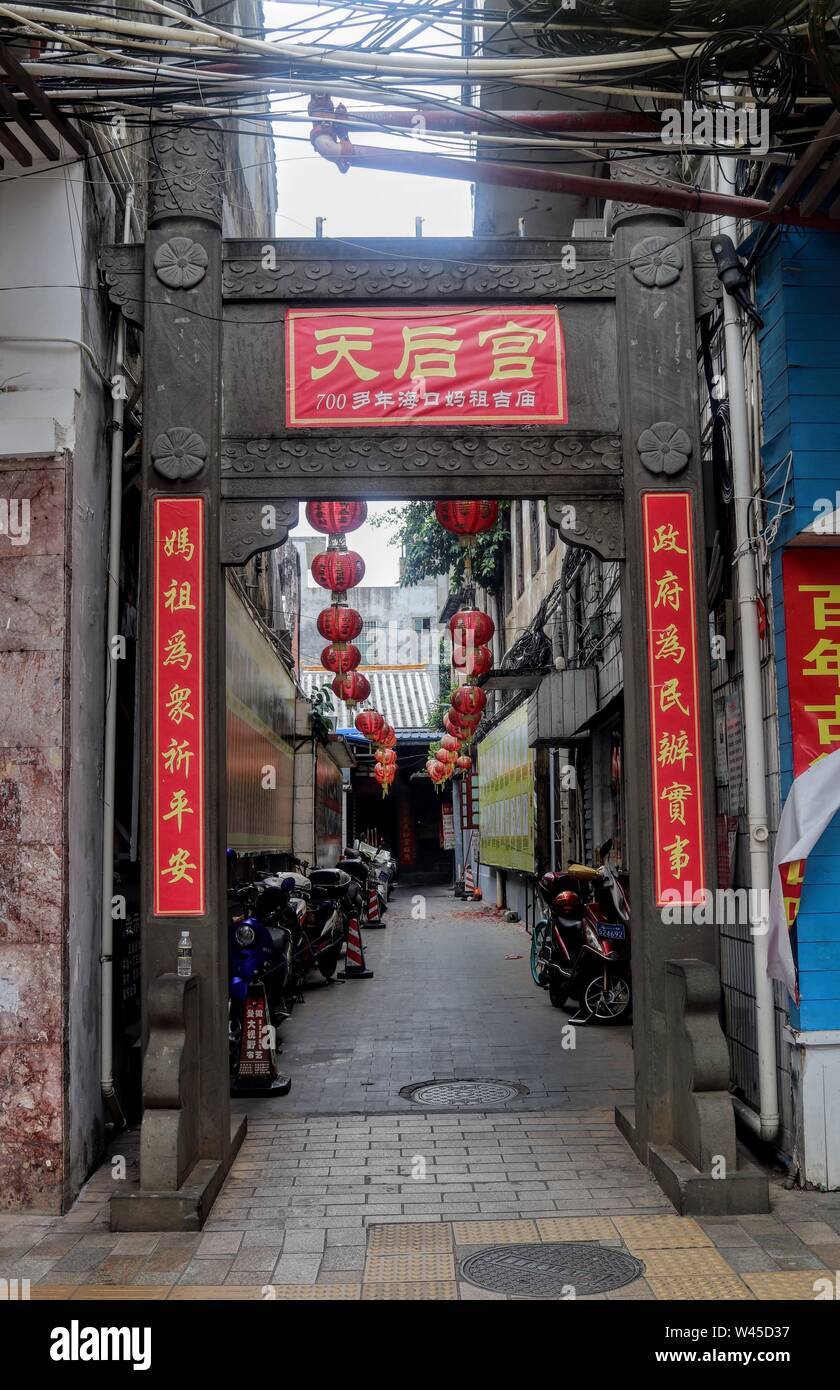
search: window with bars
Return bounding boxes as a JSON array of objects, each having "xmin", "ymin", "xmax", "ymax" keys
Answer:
[
  {"xmin": 360, "ymin": 620, "xmax": 383, "ymax": 664},
  {"xmin": 530, "ymin": 499, "xmax": 541, "ymax": 575},
  {"xmin": 515, "ymin": 501, "xmax": 524, "ymax": 597},
  {"xmin": 414, "ymin": 616, "xmax": 432, "ymax": 664}
]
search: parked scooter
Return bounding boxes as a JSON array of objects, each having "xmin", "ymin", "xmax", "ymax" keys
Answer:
[
  {"xmin": 263, "ymin": 860, "xmax": 348, "ymax": 984},
  {"xmin": 355, "ymin": 840, "xmax": 390, "ymax": 915},
  {"xmin": 531, "ymin": 846, "xmax": 632, "ymax": 1024},
  {"xmin": 227, "ymin": 878, "xmax": 297, "ymax": 1071}
]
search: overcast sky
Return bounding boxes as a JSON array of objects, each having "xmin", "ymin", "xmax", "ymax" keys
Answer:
[{"xmin": 268, "ymin": 5, "xmax": 473, "ymax": 583}]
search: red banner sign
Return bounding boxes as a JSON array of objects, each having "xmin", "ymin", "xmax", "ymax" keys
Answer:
[
  {"xmin": 285, "ymin": 306, "xmax": 567, "ymax": 428},
  {"xmin": 398, "ymin": 796, "xmax": 416, "ymax": 867},
  {"xmin": 643, "ymin": 492, "xmax": 706, "ymax": 905},
  {"xmin": 153, "ymin": 496, "xmax": 206, "ymax": 916},
  {"xmin": 782, "ymin": 549, "xmax": 840, "ymax": 777}
]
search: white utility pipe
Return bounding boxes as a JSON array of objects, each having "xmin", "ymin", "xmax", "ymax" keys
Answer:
[
  {"xmin": 717, "ymin": 120, "xmax": 780, "ymax": 1142},
  {"xmin": 100, "ymin": 189, "xmax": 133, "ymax": 1130}
]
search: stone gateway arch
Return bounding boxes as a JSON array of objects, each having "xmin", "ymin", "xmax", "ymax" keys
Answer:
[{"xmin": 101, "ymin": 124, "xmax": 768, "ymax": 1230}]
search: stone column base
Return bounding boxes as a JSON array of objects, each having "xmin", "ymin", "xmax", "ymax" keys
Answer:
[{"xmin": 110, "ymin": 1114, "xmax": 246, "ymax": 1232}]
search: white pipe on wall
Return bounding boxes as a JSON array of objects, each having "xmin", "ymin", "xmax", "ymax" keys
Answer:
[
  {"xmin": 100, "ymin": 190, "xmax": 134, "ymax": 1129},
  {"xmin": 716, "ymin": 129, "xmax": 780, "ymax": 1142}
]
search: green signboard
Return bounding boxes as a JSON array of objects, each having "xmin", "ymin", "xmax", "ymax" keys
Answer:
[{"xmin": 477, "ymin": 702, "xmax": 535, "ymax": 873}]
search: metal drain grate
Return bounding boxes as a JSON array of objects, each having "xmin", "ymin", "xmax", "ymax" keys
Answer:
[
  {"xmin": 459, "ymin": 1243, "xmax": 646, "ymax": 1297},
  {"xmin": 400, "ymin": 1079, "xmax": 527, "ymax": 1108}
]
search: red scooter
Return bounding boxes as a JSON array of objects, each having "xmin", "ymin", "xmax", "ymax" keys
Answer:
[{"xmin": 531, "ymin": 856, "xmax": 632, "ymax": 1024}]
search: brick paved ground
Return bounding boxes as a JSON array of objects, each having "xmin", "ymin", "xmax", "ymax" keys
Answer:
[
  {"xmin": 246, "ymin": 884, "xmax": 635, "ymax": 1114},
  {"xmin": 4, "ymin": 886, "xmax": 840, "ymax": 1300}
]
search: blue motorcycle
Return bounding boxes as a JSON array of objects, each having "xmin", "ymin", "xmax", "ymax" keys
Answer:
[{"xmin": 227, "ymin": 877, "xmax": 297, "ymax": 1071}]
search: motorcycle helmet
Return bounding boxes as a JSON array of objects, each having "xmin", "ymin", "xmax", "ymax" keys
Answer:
[
  {"xmin": 539, "ymin": 871, "xmax": 561, "ymax": 895},
  {"xmin": 552, "ymin": 890, "xmax": 583, "ymax": 919}
]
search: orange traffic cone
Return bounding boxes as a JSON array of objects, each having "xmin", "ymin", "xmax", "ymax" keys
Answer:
[
  {"xmin": 465, "ymin": 863, "xmax": 475, "ymax": 895},
  {"xmin": 339, "ymin": 917, "xmax": 374, "ymax": 979},
  {"xmin": 365, "ymin": 885, "xmax": 383, "ymax": 927}
]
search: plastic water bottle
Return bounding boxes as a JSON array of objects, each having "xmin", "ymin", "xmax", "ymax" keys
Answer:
[{"xmin": 177, "ymin": 931, "xmax": 192, "ymax": 978}]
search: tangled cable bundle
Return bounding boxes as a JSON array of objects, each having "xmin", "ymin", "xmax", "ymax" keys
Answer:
[{"xmin": 682, "ymin": 26, "xmax": 805, "ymax": 125}]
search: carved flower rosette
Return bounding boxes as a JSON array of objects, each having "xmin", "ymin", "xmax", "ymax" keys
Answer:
[
  {"xmin": 152, "ymin": 428, "xmax": 208, "ymax": 481},
  {"xmin": 153, "ymin": 236, "xmax": 208, "ymax": 289},
  {"xmin": 631, "ymin": 236, "xmax": 683, "ymax": 289},
  {"xmin": 636, "ymin": 421, "xmax": 692, "ymax": 476}
]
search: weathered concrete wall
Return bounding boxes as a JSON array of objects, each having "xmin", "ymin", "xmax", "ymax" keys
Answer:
[{"xmin": 0, "ymin": 451, "xmax": 68, "ymax": 1210}]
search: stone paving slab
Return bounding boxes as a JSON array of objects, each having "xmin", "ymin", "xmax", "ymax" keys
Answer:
[{"xmin": 9, "ymin": 887, "xmax": 840, "ymax": 1302}]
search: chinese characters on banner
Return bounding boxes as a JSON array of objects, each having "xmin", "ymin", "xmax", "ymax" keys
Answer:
[
  {"xmin": 398, "ymin": 797, "xmax": 416, "ymax": 867},
  {"xmin": 642, "ymin": 492, "xmax": 706, "ymax": 904},
  {"xmin": 782, "ymin": 550, "xmax": 840, "ymax": 775},
  {"xmin": 285, "ymin": 306, "xmax": 566, "ymax": 428},
  {"xmin": 153, "ymin": 496, "xmax": 205, "ymax": 916},
  {"xmin": 778, "ymin": 550, "xmax": 840, "ymax": 936}
]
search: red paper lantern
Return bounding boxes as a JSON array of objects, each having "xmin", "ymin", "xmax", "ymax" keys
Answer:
[
  {"xmin": 311, "ymin": 550, "xmax": 365, "ymax": 593},
  {"xmin": 444, "ymin": 710, "xmax": 475, "ymax": 738},
  {"xmin": 305, "ymin": 501, "xmax": 367, "ymax": 535},
  {"xmin": 317, "ymin": 606, "xmax": 363, "ymax": 643},
  {"xmin": 375, "ymin": 747, "xmax": 397, "ymax": 766},
  {"xmin": 436, "ymin": 746, "xmax": 456, "ymax": 764},
  {"xmin": 332, "ymin": 671, "xmax": 370, "ymax": 707},
  {"xmin": 435, "ymin": 500, "xmax": 499, "ymax": 537},
  {"xmin": 427, "ymin": 760, "xmax": 447, "ymax": 784},
  {"xmin": 321, "ymin": 642, "xmax": 361, "ymax": 675},
  {"xmin": 379, "ymin": 723, "xmax": 397, "ymax": 749},
  {"xmin": 355, "ymin": 709, "xmax": 385, "ymax": 743},
  {"xmin": 450, "ymin": 607, "xmax": 495, "ymax": 649},
  {"xmin": 456, "ymin": 755, "xmax": 472, "ymax": 772},
  {"xmin": 440, "ymin": 733, "xmax": 460, "ymax": 753},
  {"xmin": 452, "ymin": 684, "xmax": 486, "ymax": 717},
  {"xmin": 373, "ymin": 762, "xmax": 395, "ymax": 796},
  {"xmin": 452, "ymin": 642, "xmax": 493, "ymax": 678}
]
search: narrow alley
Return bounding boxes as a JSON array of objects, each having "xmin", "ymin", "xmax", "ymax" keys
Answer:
[
  {"xmin": 248, "ymin": 885, "xmax": 634, "ymax": 1117},
  {"xmin": 4, "ymin": 890, "xmax": 840, "ymax": 1303}
]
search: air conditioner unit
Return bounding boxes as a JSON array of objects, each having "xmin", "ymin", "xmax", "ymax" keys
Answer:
[
  {"xmin": 571, "ymin": 218, "xmax": 609, "ymax": 240},
  {"xmin": 527, "ymin": 668, "xmax": 598, "ymax": 746}
]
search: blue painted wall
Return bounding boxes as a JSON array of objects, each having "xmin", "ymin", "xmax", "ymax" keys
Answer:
[{"xmin": 757, "ymin": 229, "xmax": 840, "ymax": 1030}]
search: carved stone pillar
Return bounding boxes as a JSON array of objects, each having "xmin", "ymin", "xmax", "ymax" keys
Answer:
[
  {"xmin": 112, "ymin": 124, "xmax": 242, "ymax": 1230},
  {"xmin": 605, "ymin": 157, "xmax": 767, "ymax": 1211}
]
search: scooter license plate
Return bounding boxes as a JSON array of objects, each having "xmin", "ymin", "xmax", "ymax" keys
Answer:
[{"xmin": 596, "ymin": 922, "xmax": 625, "ymax": 941}]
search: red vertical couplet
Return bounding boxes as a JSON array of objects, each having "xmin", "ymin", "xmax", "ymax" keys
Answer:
[
  {"xmin": 153, "ymin": 496, "xmax": 206, "ymax": 916},
  {"xmin": 782, "ymin": 549, "xmax": 840, "ymax": 776},
  {"xmin": 398, "ymin": 797, "xmax": 416, "ymax": 866},
  {"xmin": 642, "ymin": 492, "xmax": 706, "ymax": 905}
]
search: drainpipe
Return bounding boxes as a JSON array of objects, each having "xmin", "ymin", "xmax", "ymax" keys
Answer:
[
  {"xmin": 100, "ymin": 190, "xmax": 133, "ymax": 1130},
  {"xmin": 715, "ymin": 124, "xmax": 780, "ymax": 1143}
]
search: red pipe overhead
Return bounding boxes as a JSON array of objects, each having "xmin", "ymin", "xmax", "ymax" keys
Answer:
[
  {"xmin": 342, "ymin": 108, "xmax": 661, "ymax": 134},
  {"xmin": 312, "ymin": 134, "xmax": 840, "ymax": 232}
]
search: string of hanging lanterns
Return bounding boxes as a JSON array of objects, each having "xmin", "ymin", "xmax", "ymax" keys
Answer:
[
  {"xmin": 308, "ymin": 499, "xmax": 398, "ymax": 796},
  {"xmin": 425, "ymin": 499, "xmax": 498, "ymax": 789}
]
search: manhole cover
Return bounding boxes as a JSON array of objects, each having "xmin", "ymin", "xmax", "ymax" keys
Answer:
[
  {"xmin": 400, "ymin": 1079, "xmax": 527, "ymax": 1108},
  {"xmin": 460, "ymin": 1243, "xmax": 645, "ymax": 1297}
]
